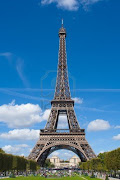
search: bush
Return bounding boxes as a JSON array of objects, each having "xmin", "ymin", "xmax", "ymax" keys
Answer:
[
  {"xmin": 90, "ymin": 171, "xmax": 95, "ymax": 178},
  {"xmin": 105, "ymin": 175, "xmax": 109, "ymax": 180},
  {"xmin": 9, "ymin": 173, "xmax": 16, "ymax": 178}
]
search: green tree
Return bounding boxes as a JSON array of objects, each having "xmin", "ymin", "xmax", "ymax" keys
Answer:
[
  {"xmin": 1, "ymin": 153, "xmax": 13, "ymax": 175},
  {"xmin": 12, "ymin": 155, "xmax": 27, "ymax": 174},
  {"xmin": 12, "ymin": 155, "xmax": 18, "ymax": 171},
  {"xmin": 80, "ymin": 162, "xmax": 87, "ymax": 170},
  {"xmin": 86, "ymin": 161, "xmax": 91, "ymax": 172},
  {"xmin": 0, "ymin": 153, "xmax": 3, "ymax": 171},
  {"xmin": 44, "ymin": 159, "xmax": 55, "ymax": 168},
  {"xmin": 79, "ymin": 148, "xmax": 120, "ymax": 174},
  {"xmin": 105, "ymin": 148, "xmax": 120, "ymax": 176},
  {"xmin": 27, "ymin": 160, "xmax": 37, "ymax": 171},
  {"xmin": 98, "ymin": 152, "xmax": 107, "ymax": 160},
  {"xmin": 88, "ymin": 158, "xmax": 105, "ymax": 172},
  {"xmin": 0, "ymin": 148, "xmax": 5, "ymax": 153}
]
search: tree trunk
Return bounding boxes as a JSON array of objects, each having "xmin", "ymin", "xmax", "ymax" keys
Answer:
[{"xmin": 114, "ymin": 170, "xmax": 116, "ymax": 178}]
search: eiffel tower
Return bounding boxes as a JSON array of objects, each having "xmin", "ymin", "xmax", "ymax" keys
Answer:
[{"xmin": 28, "ymin": 21, "xmax": 96, "ymax": 166}]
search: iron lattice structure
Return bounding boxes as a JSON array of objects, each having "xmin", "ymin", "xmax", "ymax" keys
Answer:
[{"xmin": 28, "ymin": 24, "xmax": 96, "ymax": 166}]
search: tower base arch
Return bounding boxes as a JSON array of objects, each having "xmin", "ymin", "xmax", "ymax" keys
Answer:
[{"xmin": 28, "ymin": 130, "xmax": 96, "ymax": 166}]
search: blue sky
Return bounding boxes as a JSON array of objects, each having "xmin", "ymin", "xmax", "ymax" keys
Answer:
[{"xmin": 0, "ymin": 0, "xmax": 120, "ymax": 159}]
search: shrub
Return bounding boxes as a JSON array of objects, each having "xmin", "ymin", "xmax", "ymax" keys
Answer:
[
  {"xmin": 9, "ymin": 173, "xmax": 16, "ymax": 178},
  {"xmin": 105, "ymin": 175, "xmax": 109, "ymax": 180},
  {"xmin": 90, "ymin": 171, "xmax": 95, "ymax": 178}
]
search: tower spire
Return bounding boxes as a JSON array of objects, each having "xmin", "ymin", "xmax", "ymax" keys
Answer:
[{"xmin": 54, "ymin": 21, "xmax": 70, "ymax": 100}]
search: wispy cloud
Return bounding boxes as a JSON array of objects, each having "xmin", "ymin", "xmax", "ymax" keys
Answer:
[
  {"xmin": 0, "ymin": 52, "xmax": 13, "ymax": 59},
  {"xmin": 75, "ymin": 105, "xmax": 120, "ymax": 113},
  {"xmin": 1, "ymin": 88, "xmax": 120, "ymax": 113},
  {"xmin": 41, "ymin": 0, "xmax": 104, "ymax": 11},
  {"xmin": 0, "ymin": 52, "xmax": 29, "ymax": 87},
  {"xmin": 74, "ymin": 89, "xmax": 120, "ymax": 92},
  {"xmin": 114, "ymin": 125, "xmax": 120, "ymax": 129},
  {"xmin": 81, "ymin": 0, "xmax": 103, "ymax": 11},
  {"xmin": 1, "ymin": 88, "xmax": 120, "ymax": 93},
  {"xmin": 16, "ymin": 58, "xmax": 29, "ymax": 87},
  {"xmin": 0, "ymin": 88, "xmax": 49, "ymax": 102}
]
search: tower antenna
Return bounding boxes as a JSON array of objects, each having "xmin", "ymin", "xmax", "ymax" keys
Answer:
[{"xmin": 62, "ymin": 18, "xmax": 63, "ymax": 26}]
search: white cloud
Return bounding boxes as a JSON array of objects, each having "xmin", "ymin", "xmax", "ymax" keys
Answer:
[
  {"xmin": 2, "ymin": 144, "xmax": 29, "ymax": 155},
  {"xmin": 59, "ymin": 151, "xmax": 75, "ymax": 160},
  {"xmin": 49, "ymin": 150, "xmax": 75, "ymax": 160},
  {"xmin": 0, "ymin": 100, "xmax": 50, "ymax": 128},
  {"xmin": 97, "ymin": 150, "xmax": 110, "ymax": 155},
  {"xmin": 41, "ymin": 0, "xmax": 79, "ymax": 11},
  {"xmin": 87, "ymin": 119, "xmax": 111, "ymax": 132},
  {"xmin": 51, "ymin": 151, "xmax": 60, "ymax": 156},
  {"xmin": 114, "ymin": 125, "xmax": 120, "ymax": 129},
  {"xmin": 81, "ymin": 0, "xmax": 102, "ymax": 10},
  {"xmin": 17, "ymin": 144, "xmax": 29, "ymax": 147},
  {"xmin": 72, "ymin": 97, "xmax": 83, "ymax": 104},
  {"xmin": 99, "ymin": 150, "xmax": 105, "ymax": 154},
  {"xmin": 113, "ymin": 134, "xmax": 120, "ymax": 141},
  {"xmin": 41, "ymin": 0, "xmax": 103, "ymax": 11},
  {"xmin": 0, "ymin": 129, "xmax": 40, "ymax": 141},
  {"xmin": 57, "ymin": 115, "xmax": 69, "ymax": 129},
  {"xmin": 64, "ymin": 152, "xmax": 73, "ymax": 157}
]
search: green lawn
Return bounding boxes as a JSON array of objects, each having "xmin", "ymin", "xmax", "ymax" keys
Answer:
[{"xmin": 2, "ymin": 176, "xmax": 102, "ymax": 180}]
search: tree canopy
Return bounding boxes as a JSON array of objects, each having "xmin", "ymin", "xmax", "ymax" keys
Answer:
[
  {"xmin": 80, "ymin": 148, "xmax": 120, "ymax": 173},
  {"xmin": 0, "ymin": 149, "xmax": 38, "ymax": 172}
]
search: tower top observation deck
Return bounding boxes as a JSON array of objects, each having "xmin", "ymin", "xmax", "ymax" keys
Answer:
[{"xmin": 59, "ymin": 19, "xmax": 66, "ymax": 37}]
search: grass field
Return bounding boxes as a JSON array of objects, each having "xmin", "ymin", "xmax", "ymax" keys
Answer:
[{"xmin": 2, "ymin": 175, "xmax": 101, "ymax": 180}]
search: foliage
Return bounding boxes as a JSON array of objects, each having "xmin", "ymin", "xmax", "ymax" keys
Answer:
[
  {"xmin": 105, "ymin": 148, "xmax": 120, "ymax": 172},
  {"xmin": 105, "ymin": 175, "xmax": 109, "ymax": 180},
  {"xmin": 60, "ymin": 160, "xmax": 69, "ymax": 163},
  {"xmin": 80, "ymin": 158, "xmax": 105, "ymax": 172},
  {"xmin": 43, "ymin": 159, "xmax": 55, "ymax": 168},
  {"xmin": 0, "ymin": 148, "xmax": 5, "ymax": 153},
  {"xmin": 12, "ymin": 155, "xmax": 27, "ymax": 171},
  {"xmin": 0, "ymin": 151, "xmax": 38, "ymax": 173},
  {"xmin": 9, "ymin": 173, "xmax": 16, "ymax": 178},
  {"xmin": 90, "ymin": 171, "xmax": 95, "ymax": 178},
  {"xmin": 98, "ymin": 152, "xmax": 106, "ymax": 160},
  {"xmin": 80, "ymin": 148, "xmax": 120, "ymax": 172},
  {"xmin": 28, "ymin": 160, "xmax": 37, "ymax": 171},
  {"xmin": 0, "ymin": 153, "xmax": 13, "ymax": 171},
  {"xmin": 91, "ymin": 158, "xmax": 105, "ymax": 171}
]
